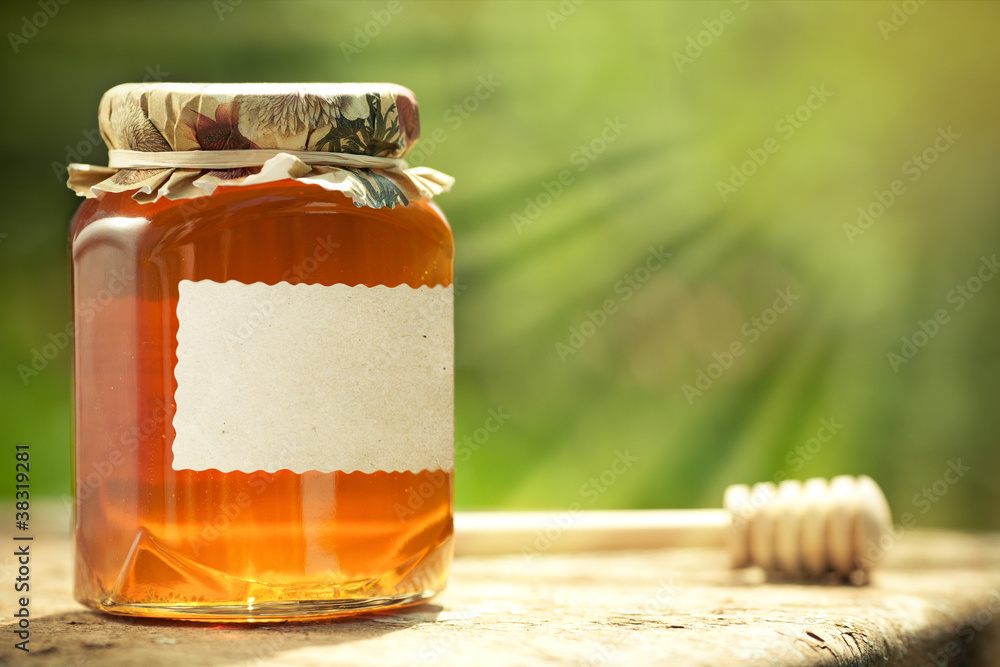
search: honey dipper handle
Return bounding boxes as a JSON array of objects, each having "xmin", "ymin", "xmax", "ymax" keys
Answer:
[{"xmin": 454, "ymin": 509, "xmax": 730, "ymax": 556}]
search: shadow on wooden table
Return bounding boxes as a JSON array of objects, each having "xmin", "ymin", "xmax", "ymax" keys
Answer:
[{"xmin": 7, "ymin": 603, "xmax": 444, "ymax": 666}]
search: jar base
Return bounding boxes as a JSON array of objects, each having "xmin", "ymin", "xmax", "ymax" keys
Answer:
[{"xmin": 84, "ymin": 589, "xmax": 440, "ymax": 623}]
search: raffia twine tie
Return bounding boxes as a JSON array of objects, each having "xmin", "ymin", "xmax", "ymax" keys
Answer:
[{"xmin": 107, "ymin": 149, "xmax": 410, "ymax": 171}]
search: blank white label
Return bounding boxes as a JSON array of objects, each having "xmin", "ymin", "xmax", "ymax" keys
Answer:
[{"xmin": 172, "ymin": 280, "xmax": 453, "ymax": 474}]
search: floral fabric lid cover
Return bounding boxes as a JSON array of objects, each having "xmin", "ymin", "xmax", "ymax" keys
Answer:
[{"xmin": 66, "ymin": 82, "xmax": 452, "ymax": 209}]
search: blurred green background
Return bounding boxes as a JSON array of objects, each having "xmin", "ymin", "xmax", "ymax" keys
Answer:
[{"xmin": 1, "ymin": 0, "xmax": 998, "ymax": 529}]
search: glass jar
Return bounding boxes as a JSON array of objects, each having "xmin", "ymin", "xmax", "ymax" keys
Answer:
[{"xmin": 67, "ymin": 83, "xmax": 455, "ymax": 621}]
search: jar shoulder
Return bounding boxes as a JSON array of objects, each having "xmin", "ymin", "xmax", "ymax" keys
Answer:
[{"xmin": 70, "ymin": 181, "xmax": 453, "ymax": 256}]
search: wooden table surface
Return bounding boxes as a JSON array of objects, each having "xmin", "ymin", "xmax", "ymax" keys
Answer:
[{"xmin": 2, "ymin": 512, "xmax": 999, "ymax": 667}]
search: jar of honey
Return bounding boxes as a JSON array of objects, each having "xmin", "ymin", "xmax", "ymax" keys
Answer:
[{"xmin": 66, "ymin": 83, "xmax": 455, "ymax": 621}]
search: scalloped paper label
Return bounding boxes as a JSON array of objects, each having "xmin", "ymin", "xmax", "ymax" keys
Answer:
[{"xmin": 172, "ymin": 280, "xmax": 453, "ymax": 473}]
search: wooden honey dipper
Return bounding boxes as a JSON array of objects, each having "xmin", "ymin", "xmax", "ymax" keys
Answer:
[{"xmin": 455, "ymin": 475, "xmax": 892, "ymax": 577}]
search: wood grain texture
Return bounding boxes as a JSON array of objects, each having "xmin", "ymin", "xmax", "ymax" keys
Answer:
[{"xmin": 1, "ymin": 516, "xmax": 999, "ymax": 666}]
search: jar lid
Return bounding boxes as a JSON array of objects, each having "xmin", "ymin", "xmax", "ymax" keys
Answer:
[{"xmin": 66, "ymin": 82, "xmax": 453, "ymax": 209}]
